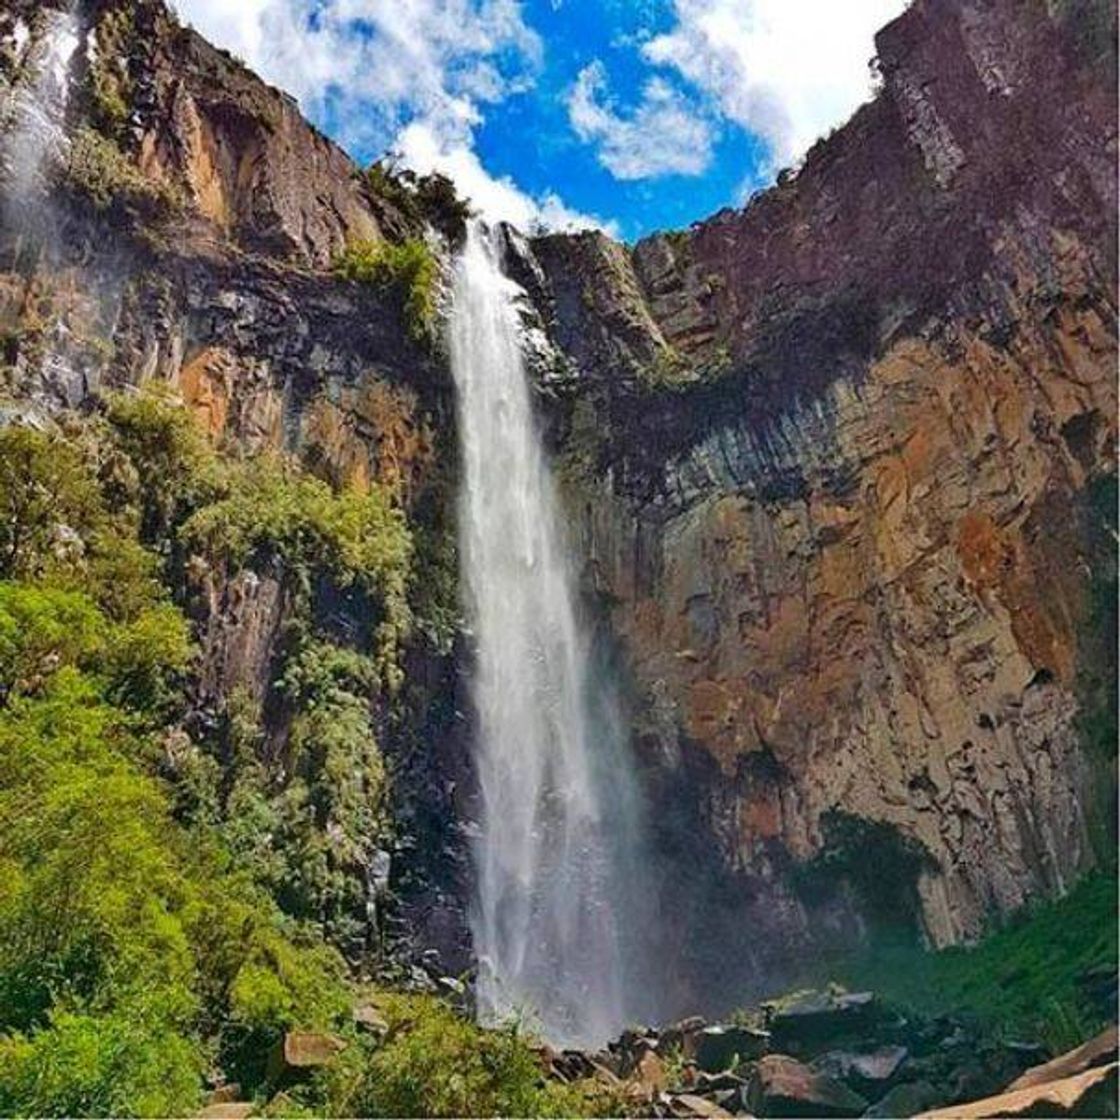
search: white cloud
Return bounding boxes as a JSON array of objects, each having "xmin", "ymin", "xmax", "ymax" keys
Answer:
[
  {"xmin": 396, "ymin": 120, "xmax": 617, "ymax": 233},
  {"xmin": 642, "ymin": 0, "xmax": 908, "ymax": 168},
  {"xmin": 567, "ymin": 61, "xmax": 713, "ymax": 180},
  {"xmin": 172, "ymin": 0, "xmax": 603, "ymax": 232}
]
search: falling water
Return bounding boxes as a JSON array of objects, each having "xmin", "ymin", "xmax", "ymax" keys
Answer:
[
  {"xmin": 0, "ymin": 6, "xmax": 80, "ymax": 208},
  {"xmin": 449, "ymin": 220, "xmax": 649, "ymax": 1048}
]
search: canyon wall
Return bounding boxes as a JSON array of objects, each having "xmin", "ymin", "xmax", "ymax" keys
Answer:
[
  {"xmin": 0, "ymin": 0, "xmax": 1115, "ymax": 1007},
  {"xmin": 517, "ymin": 0, "xmax": 1118, "ymax": 974}
]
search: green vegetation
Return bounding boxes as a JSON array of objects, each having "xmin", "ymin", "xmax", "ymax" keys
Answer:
[
  {"xmin": 830, "ymin": 871, "xmax": 1118, "ymax": 1053},
  {"xmin": 333, "ymin": 238, "xmax": 440, "ymax": 343},
  {"xmin": 0, "ymin": 392, "xmax": 613, "ymax": 1117},
  {"xmin": 87, "ymin": 8, "xmax": 135, "ymax": 139},
  {"xmin": 0, "ymin": 399, "xmax": 373, "ymax": 1114},
  {"xmin": 182, "ymin": 457, "xmax": 412, "ymax": 686},
  {"xmin": 64, "ymin": 128, "xmax": 183, "ymax": 217},
  {"xmin": 365, "ymin": 161, "xmax": 473, "ymax": 240},
  {"xmin": 296, "ymin": 993, "xmax": 620, "ymax": 1118}
]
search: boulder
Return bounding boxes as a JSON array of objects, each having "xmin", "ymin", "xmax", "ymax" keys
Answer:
[
  {"xmin": 267, "ymin": 1030, "xmax": 346, "ymax": 1083},
  {"xmin": 662, "ymin": 1017, "xmax": 709, "ymax": 1060},
  {"xmin": 748, "ymin": 1053, "xmax": 869, "ymax": 1118},
  {"xmin": 352, "ymin": 1002, "xmax": 389, "ymax": 1036},
  {"xmin": 628, "ymin": 1050, "xmax": 669, "ymax": 1098},
  {"xmin": 1005, "ymin": 1025, "xmax": 1117, "ymax": 1092},
  {"xmin": 863, "ymin": 1080, "xmax": 942, "ymax": 1117},
  {"xmin": 696, "ymin": 1024, "xmax": 771, "ymax": 1072},
  {"xmin": 766, "ymin": 991, "xmax": 881, "ymax": 1056},
  {"xmin": 916, "ymin": 1061, "xmax": 1117, "ymax": 1118},
  {"xmin": 196, "ymin": 1105, "xmax": 254, "ymax": 1120},
  {"xmin": 813, "ymin": 1045, "xmax": 908, "ymax": 1096},
  {"xmin": 204, "ymin": 1084, "xmax": 243, "ymax": 1106},
  {"xmin": 666, "ymin": 1091, "xmax": 735, "ymax": 1118}
]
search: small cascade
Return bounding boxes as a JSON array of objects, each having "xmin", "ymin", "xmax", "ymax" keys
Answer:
[
  {"xmin": 0, "ymin": 6, "xmax": 79, "ymax": 211},
  {"xmin": 448, "ymin": 220, "xmax": 652, "ymax": 1048}
]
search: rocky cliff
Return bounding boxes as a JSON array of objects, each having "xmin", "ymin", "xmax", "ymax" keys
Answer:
[
  {"xmin": 516, "ymin": 0, "xmax": 1117, "ymax": 996},
  {"xmin": 0, "ymin": 0, "xmax": 1115, "ymax": 1015}
]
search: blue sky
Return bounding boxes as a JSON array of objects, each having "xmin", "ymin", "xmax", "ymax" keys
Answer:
[{"xmin": 174, "ymin": 0, "xmax": 907, "ymax": 242}]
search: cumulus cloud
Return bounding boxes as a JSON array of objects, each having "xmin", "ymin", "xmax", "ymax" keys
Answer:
[
  {"xmin": 396, "ymin": 119, "xmax": 618, "ymax": 233},
  {"xmin": 567, "ymin": 62, "xmax": 713, "ymax": 180},
  {"xmin": 172, "ymin": 0, "xmax": 605, "ymax": 231},
  {"xmin": 642, "ymin": 0, "xmax": 908, "ymax": 168}
]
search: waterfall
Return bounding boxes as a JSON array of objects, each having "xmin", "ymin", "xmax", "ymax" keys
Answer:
[
  {"xmin": 0, "ymin": 6, "xmax": 80, "ymax": 209},
  {"xmin": 449, "ymin": 220, "xmax": 650, "ymax": 1048}
]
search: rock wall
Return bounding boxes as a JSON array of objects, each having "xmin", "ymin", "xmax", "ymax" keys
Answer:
[
  {"xmin": 517, "ymin": 0, "xmax": 1118, "ymax": 967},
  {"xmin": 0, "ymin": 0, "xmax": 1115, "ymax": 1008}
]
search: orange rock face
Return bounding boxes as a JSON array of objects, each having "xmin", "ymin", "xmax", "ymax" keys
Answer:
[{"xmin": 529, "ymin": 0, "xmax": 1118, "ymax": 956}]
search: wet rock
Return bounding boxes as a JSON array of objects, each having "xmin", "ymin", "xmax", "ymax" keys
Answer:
[
  {"xmin": 696, "ymin": 1024, "xmax": 771, "ymax": 1072},
  {"xmin": 916, "ymin": 1061, "xmax": 1118, "ymax": 1118},
  {"xmin": 748, "ymin": 1053, "xmax": 869, "ymax": 1118}
]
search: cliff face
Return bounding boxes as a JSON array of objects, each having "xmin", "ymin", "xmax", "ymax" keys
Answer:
[
  {"xmin": 518, "ymin": 0, "xmax": 1118, "ymax": 967},
  {"xmin": 0, "ymin": 0, "xmax": 1115, "ymax": 1005}
]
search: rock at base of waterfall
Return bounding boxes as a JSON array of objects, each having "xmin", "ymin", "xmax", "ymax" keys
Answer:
[
  {"xmin": 862, "ymin": 1079, "xmax": 942, "ymax": 1117},
  {"xmin": 811, "ymin": 1044, "xmax": 909, "ymax": 1093},
  {"xmin": 696, "ymin": 1024, "xmax": 772, "ymax": 1072},
  {"xmin": 747, "ymin": 1054, "xmax": 869, "ymax": 1118},
  {"xmin": 765, "ymin": 990, "xmax": 881, "ymax": 1054}
]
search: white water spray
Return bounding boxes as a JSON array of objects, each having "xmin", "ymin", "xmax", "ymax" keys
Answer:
[
  {"xmin": 0, "ymin": 7, "xmax": 79, "ymax": 207},
  {"xmin": 449, "ymin": 221, "xmax": 649, "ymax": 1048}
]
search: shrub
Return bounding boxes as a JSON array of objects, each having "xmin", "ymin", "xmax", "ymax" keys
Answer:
[
  {"xmin": 313, "ymin": 993, "xmax": 619, "ymax": 1118},
  {"xmin": 104, "ymin": 387, "xmax": 221, "ymax": 539},
  {"xmin": 0, "ymin": 583, "xmax": 104, "ymax": 703},
  {"xmin": 182, "ymin": 459, "xmax": 412, "ymax": 686},
  {"xmin": 0, "ymin": 667, "xmax": 351, "ymax": 1114},
  {"xmin": 334, "ymin": 238, "xmax": 439, "ymax": 343},
  {"xmin": 0, "ymin": 1004, "xmax": 204, "ymax": 1118},
  {"xmin": 365, "ymin": 162, "xmax": 472, "ymax": 240},
  {"xmin": 0, "ymin": 426, "xmax": 102, "ymax": 580},
  {"xmin": 64, "ymin": 128, "xmax": 183, "ymax": 218}
]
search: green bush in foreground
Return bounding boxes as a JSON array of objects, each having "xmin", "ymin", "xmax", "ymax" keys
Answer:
[{"xmin": 292, "ymin": 993, "xmax": 621, "ymax": 1118}]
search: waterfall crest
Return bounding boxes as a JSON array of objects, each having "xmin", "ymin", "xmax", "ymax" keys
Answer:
[{"xmin": 449, "ymin": 220, "xmax": 649, "ymax": 1048}]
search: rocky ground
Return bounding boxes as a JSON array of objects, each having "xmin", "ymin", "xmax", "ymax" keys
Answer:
[{"xmin": 198, "ymin": 981, "xmax": 1119, "ymax": 1119}]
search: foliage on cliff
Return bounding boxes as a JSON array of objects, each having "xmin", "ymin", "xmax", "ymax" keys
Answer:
[
  {"xmin": 333, "ymin": 238, "xmax": 440, "ymax": 343},
  {"xmin": 0, "ymin": 424, "xmax": 353, "ymax": 1115},
  {"xmin": 0, "ymin": 401, "xmax": 389, "ymax": 1114}
]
